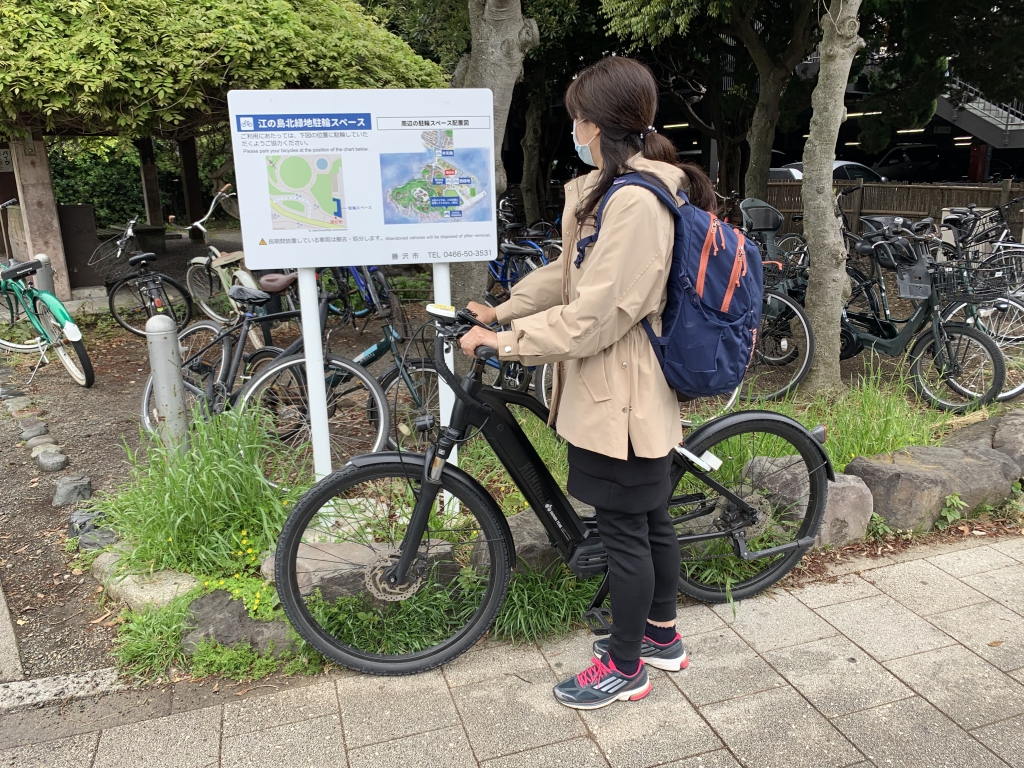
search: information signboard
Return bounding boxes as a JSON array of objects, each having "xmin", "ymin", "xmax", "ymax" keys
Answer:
[{"xmin": 227, "ymin": 89, "xmax": 497, "ymax": 270}]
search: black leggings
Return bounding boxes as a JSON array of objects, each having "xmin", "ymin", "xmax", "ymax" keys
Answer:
[{"xmin": 567, "ymin": 443, "xmax": 680, "ymax": 661}]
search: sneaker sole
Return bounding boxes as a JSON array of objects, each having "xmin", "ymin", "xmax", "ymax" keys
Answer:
[
  {"xmin": 643, "ymin": 651, "xmax": 690, "ymax": 673},
  {"xmin": 556, "ymin": 680, "xmax": 653, "ymax": 710}
]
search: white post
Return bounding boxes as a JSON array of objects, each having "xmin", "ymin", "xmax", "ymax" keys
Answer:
[
  {"xmin": 146, "ymin": 314, "xmax": 189, "ymax": 454},
  {"xmin": 432, "ymin": 262, "xmax": 457, "ymax": 466},
  {"xmin": 297, "ymin": 267, "xmax": 333, "ymax": 479},
  {"xmin": 32, "ymin": 253, "xmax": 54, "ymax": 295}
]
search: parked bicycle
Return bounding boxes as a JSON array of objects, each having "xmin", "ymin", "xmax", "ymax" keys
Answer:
[
  {"xmin": 272, "ymin": 304, "xmax": 832, "ymax": 674},
  {"xmin": 0, "ymin": 258, "xmax": 93, "ymax": 387},
  {"xmin": 90, "ymin": 216, "xmax": 192, "ymax": 336}
]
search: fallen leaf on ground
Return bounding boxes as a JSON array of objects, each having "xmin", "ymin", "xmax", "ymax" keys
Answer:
[
  {"xmin": 12, "ymin": 544, "xmax": 28, "ymax": 554},
  {"xmin": 972, "ymin": 530, "xmax": 988, "ymax": 536},
  {"xmin": 89, "ymin": 611, "xmax": 112, "ymax": 625},
  {"xmin": 15, "ymin": 619, "xmax": 25, "ymax": 625},
  {"xmin": 990, "ymin": 640, "xmax": 1005, "ymax": 647},
  {"xmin": 95, "ymin": 586, "xmax": 103, "ymax": 593}
]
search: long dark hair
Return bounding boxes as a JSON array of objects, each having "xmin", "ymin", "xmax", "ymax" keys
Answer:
[{"xmin": 565, "ymin": 56, "xmax": 718, "ymax": 225}]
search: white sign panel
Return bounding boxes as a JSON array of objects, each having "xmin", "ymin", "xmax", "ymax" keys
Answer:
[{"xmin": 227, "ymin": 89, "xmax": 497, "ymax": 270}]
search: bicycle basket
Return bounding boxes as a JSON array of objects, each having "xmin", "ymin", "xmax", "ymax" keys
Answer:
[
  {"xmin": 88, "ymin": 232, "xmax": 136, "ymax": 283},
  {"xmin": 930, "ymin": 258, "xmax": 1019, "ymax": 304}
]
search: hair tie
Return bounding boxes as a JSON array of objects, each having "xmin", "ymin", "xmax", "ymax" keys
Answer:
[{"xmin": 640, "ymin": 126, "xmax": 657, "ymax": 140}]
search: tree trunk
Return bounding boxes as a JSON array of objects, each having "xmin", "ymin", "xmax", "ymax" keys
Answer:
[
  {"xmin": 520, "ymin": 90, "xmax": 543, "ymax": 224},
  {"xmin": 800, "ymin": 0, "xmax": 865, "ymax": 394},
  {"xmin": 449, "ymin": 0, "xmax": 539, "ymax": 315},
  {"xmin": 743, "ymin": 68, "xmax": 789, "ymax": 202}
]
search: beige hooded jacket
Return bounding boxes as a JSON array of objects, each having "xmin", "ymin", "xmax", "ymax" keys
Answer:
[{"xmin": 494, "ymin": 154, "xmax": 686, "ymax": 460}]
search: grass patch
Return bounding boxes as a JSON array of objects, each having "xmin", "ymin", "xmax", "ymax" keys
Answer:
[
  {"xmin": 492, "ymin": 566, "xmax": 600, "ymax": 643},
  {"xmin": 190, "ymin": 640, "xmax": 282, "ymax": 682},
  {"xmin": 89, "ymin": 409, "xmax": 309, "ymax": 577},
  {"xmin": 114, "ymin": 589, "xmax": 199, "ymax": 680}
]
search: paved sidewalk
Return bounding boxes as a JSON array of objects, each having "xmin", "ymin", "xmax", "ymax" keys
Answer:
[{"xmin": 3, "ymin": 536, "xmax": 1024, "ymax": 767}]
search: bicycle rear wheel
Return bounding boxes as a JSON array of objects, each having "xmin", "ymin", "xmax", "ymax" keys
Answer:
[
  {"xmin": 739, "ymin": 290, "xmax": 815, "ymax": 402},
  {"xmin": 275, "ymin": 459, "xmax": 512, "ymax": 675},
  {"xmin": 185, "ymin": 263, "xmax": 233, "ymax": 323},
  {"xmin": 379, "ymin": 358, "xmax": 440, "ymax": 451},
  {"xmin": 910, "ymin": 322, "xmax": 1005, "ymax": 412},
  {"xmin": 109, "ymin": 274, "xmax": 192, "ymax": 336},
  {"xmin": 671, "ymin": 414, "xmax": 828, "ymax": 602},
  {"xmin": 140, "ymin": 320, "xmax": 229, "ymax": 432},
  {"xmin": 941, "ymin": 298, "xmax": 1024, "ymax": 402},
  {"xmin": 237, "ymin": 353, "xmax": 389, "ymax": 484}
]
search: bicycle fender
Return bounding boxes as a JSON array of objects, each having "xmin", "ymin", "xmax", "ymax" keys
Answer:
[
  {"xmin": 231, "ymin": 269, "xmax": 258, "ymax": 290},
  {"xmin": 346, "ymin": 451, "xmax": 515, "ymax": 546},
  {"xmin": 681, "ymin": 410, "xmax": 835, "ymax": 481},
  {"xmin": 34, "ymin": 291, "xmax": 82, "ymax": 342}
]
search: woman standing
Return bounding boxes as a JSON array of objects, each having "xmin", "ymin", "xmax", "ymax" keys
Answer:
[{"xmin": 459, "ymin": 56, "xmax": 718, "ymax": 709}]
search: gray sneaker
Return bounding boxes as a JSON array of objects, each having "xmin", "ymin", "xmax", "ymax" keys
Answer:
[
  {"xmin": 552, "ymin": 653, "xmax": 652, "ymax": 710},
  {"xmin": 592, "ymin": 634, "xmax": 689, "ymax": 672}
]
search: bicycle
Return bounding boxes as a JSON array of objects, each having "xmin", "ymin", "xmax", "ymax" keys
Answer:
[
  {"xmin": 0, "ymin": 258, "xmax": 94, "ymax": 387},
  {"xmin": 843, "ymin": 220, "xmax": 1008, "ymax": 411},
  {"xmin": 140, "ymin": 283, "xmax": 389, "ymax": 482},
  {"xmin": 91, "ymin": 216, "xmax": 192, "ymax": 337},
  {"xmin": 273, "ymin": 304, "xmax": 832, "ymax": 674},
  {"xmin": 182, "ymin": 185, "xmax": 266, "ymax": 327}
]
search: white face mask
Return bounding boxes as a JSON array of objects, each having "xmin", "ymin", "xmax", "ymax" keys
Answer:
[{"xmin": 572, "ymin": 120, "xmax": 597, "ymax": 167}]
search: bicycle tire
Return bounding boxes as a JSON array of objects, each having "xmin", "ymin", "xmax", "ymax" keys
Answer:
[
  {"xmin": 275, "ymin": 457, "xmax": 512, "ymax": 675},
  {"xmin": 185, "ymin": 262, "xmax": 232, "ymax": 323},
  {"xmin": 372, "ymin": 269, "xmax": 411, "ymax": 340},
  {"xmin": 109, "ymin": 274, "xmax": 193, "ymax": 337},
  {"xmin": 672, "ymin": 413, "xmax": 828, "ymax": 602},
  {"xmin": 378, "ymin": 358, "xmax": 440, "ymax": 451},
  {"xmin": 739, "ymin": 290, "xmax": 815, "ymax": 402},
  {"xmin": 941, "ymin": 297, "xmax": 1024, "ymax": 402},
  {"xmin": 140, "ymin": 320, "xmax": 229, "ymax": 432},
  {"xmin": 237, "ymin": 352, "xmax": 390, "ymax": 482},
  {"xmin": 35, "ymin": 302, "xmax": 94, "ymax": 388},
  {"xmin": 909, "ymin": 322, "xmax": 1005, "ymax": 412}
]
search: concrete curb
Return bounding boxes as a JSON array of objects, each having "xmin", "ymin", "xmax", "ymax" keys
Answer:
[
  {"xmin": 0, "ymin": 574, "xmax": 24, "ymax": 684},
  {"xmin": 0, "ymin": 667, "xmax": 125, "ymax": 713}
]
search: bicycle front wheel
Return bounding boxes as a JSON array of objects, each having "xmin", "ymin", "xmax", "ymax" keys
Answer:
[
  {"xmin": 740, "ymin": 290, "xmax": 815, "ymax": 402},
  {"xmin": 910, "ymin": 322, "xmax": 1005, "ymax": 412},
  {"xmin": 942, "ymin": 298, "xmax": 1024, "ymax": 402},
  {"xmin": 186, "ymin": 263, "xmax": 233, "ymax": 323},
  {"xmin": 237, "ymin": 353, "xmax": 389, "ymax": 483},
  {"xmin": 276, "ymin": 459, "xmax": 512, "ymax": 674},
  {"xmin": 671, "ymin": 414, "xmax": 828, "ymax": 603},
  {"xmin": 36, "ymin": 302, "xmax": 94, "ymax": 387},
  {"xmin": 109, "ymin": 275, "xmax": 192, "ymax": 336}
]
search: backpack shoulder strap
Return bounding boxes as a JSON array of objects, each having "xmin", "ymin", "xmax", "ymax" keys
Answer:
[{"xmin": 574, "ymin": 172, "xmax": 684, "ymax": 268}]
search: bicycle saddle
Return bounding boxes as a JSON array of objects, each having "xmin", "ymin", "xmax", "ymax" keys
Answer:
[
  {"xmin": 212, "ymin": 251, "xmax": 245, "ymax": 267},
  {"xmin": 128, "ymin": 252, "xmax": 157, "ymax": 266},
  {"xmin": 227, "ymin": 285, "xmax": 272, "ymax": 306},
  {"xmin": 1, "ymin": 259, "xmax": 41, "ymax": 281},
  {"xmin": 499, "ymin": 242, "xmax": 541, "ymax": 257},
  {"xmin": 259, "ymin": 272, "xmax": 298, "ymax": 293}
]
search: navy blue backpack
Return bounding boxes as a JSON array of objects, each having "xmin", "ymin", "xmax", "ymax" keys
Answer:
[{"xmin": 576, "ymin": 173, "xmax": 763, "ymax": 399}]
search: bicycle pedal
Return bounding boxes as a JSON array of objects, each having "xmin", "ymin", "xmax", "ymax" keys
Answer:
[{"xmin": 583, "ymin": 608, "xmax": 613, "ymax": 636}]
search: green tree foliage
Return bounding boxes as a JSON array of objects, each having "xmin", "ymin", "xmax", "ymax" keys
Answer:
[
  {"xmin": 0, "ymin": 0, "xmax": 447, "ymax": 137},
  {"xmin": 49, "ymin": 140, "xmax": 144, "ymax": 228}
]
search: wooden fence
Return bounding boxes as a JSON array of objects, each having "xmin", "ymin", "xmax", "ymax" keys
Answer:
[{"xmin": 765, "ymin": 180, "xmax": 1024, "ymax": 236}]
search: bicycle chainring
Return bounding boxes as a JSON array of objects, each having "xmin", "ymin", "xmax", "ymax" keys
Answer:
[{"xmin": 365, "ymin": 554, "xmax": 423, "ymax": 601}]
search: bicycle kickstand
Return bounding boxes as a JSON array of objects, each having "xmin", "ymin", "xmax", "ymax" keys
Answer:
[
  {"xmin": 26, "ymin": 340, "xmax": 49, "ymax": 385},
  {"xmin": 582, "ymin": 573, "xmax": 613, "ymax": 636}
]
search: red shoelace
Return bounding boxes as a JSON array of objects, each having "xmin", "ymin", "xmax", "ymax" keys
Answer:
[{"xmin": 576, "ymin": 656, "xmax": 614, "ymax": 687}]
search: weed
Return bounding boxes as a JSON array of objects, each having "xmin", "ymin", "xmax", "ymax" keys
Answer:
[
  {"xmin": 865, "ymin": 513, "xmax": 893, "ymax": 541},
  {"xmin": 202, "ymin": 576, "xmax": 280, "ymax": 622},
  {"xmin": 88, "ymin": 409, "xmax": 309, "ymax": 577},
  {"xmin": 190, "ymin": 640, "xmax": 281, "ymax": 682},
  {"xmin": 936, "ymin": 493, "xmax": 969, "ymax": 531},
  {"xmin": 71, "ymin": 546, "xmax": 104, "ymax": 571},
  {"xmin": 64, "ymin": 537, "xmax": 79, "ymax": 554},
  {"xmin": 491, "ymin": 566, "xmax": 601, "ymax": 643},
  {"xmin": 113, "ymin": 589, "xmax": 199, "ymax": 680}
]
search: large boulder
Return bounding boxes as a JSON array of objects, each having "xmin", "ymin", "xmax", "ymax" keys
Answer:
[
  {"xmin": 993, "ymin": 410, "xmax": 1024, "ymax": 472},
  {"xmin": 844, "ymin": 445, "xmax": 1020, "ymax": 531},
  {"xmin": 816, "ymin": 474, "xmax": 873, "ymax": 547},
  {"xmin": 505, "ymin": 510, "xmax": 561, "ymax": 573},
  {"xmin": 181, "ymin": 591, "xmax": 293, "ymax": 657},
  {"xmin": 91, "ymin": 551, "xmax": 198, "ymax": 610}
]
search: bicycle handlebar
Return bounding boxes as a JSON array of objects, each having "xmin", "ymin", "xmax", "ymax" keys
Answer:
[{"xmin": 0, "ymin": 198, "xmax": 17, "ymax": 210}]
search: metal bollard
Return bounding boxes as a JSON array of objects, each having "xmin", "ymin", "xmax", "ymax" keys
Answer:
[
  {"xmin": 145, "ymin": 314, "xmax": 189, "ymax": 453},
  {"xmin": 33, "ymin": 253, "xmax": 55, "ymax": 295}
]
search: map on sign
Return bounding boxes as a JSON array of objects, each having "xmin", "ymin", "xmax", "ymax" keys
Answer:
[
  {"xmin": 380, "ymin": 130, "xmax": 491, "ymax": 224},
  {"xmin": 267, "ymin": 154, "xmax": 347, "ymax": 230}
]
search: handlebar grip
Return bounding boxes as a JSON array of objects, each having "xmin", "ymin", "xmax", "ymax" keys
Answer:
[
  {"xmin": 1, "ymin": 198, "xmax": 17, "ymax": 208},
  {"xmin": 220, "ymin": 183, "xmax": 232, "ymax": 193},
  {"xmin": 475, "ymin": 346, "xmax": 498, "ymax": 361}
]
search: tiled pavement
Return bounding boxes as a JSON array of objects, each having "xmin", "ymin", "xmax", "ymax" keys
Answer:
[{"xmin": 4, "ymin": 536, "xmax": 1024, "ymax": 767}]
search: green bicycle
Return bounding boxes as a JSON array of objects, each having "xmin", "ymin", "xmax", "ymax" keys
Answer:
[{"xmin": 0, "ymin": 259, "xmax": 94, "ymax": 387}]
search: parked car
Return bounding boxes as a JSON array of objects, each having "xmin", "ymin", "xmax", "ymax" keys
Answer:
[
  {"xmin": 769, "ymin": 161, "xmax": 885, "ymax": 182},
  {"xmin": 873, "ymin": 145, "xmax": 942, "ymax": 181}
]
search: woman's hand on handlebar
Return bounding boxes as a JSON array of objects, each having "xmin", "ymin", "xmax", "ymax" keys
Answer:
[
  {"xmin": 466, "ymin": 301, "xmax": 498, "ymax": 326},
  {"xmin": 459, "ymin": 325, "xmax": 499, "ymax": 358}
]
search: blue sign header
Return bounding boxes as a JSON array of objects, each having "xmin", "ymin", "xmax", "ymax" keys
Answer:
[{"xmin": 236, "ymin": 113, "xmax": 371, "ymax": 132}]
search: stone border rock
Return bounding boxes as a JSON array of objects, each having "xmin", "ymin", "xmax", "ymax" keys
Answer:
[
  {"xmin": 0, "ymin": 667, "xmax": 125, "ymax": 714},
  {"xmin": 91, "ymin": 551, "xmax": 199, "ymax": 611},
  {"xmin": 0, "ymin": 573, "xmax": 24, "ymax": 683}
]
